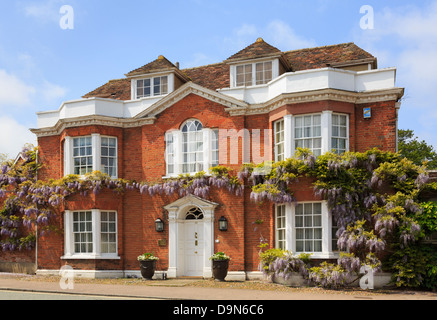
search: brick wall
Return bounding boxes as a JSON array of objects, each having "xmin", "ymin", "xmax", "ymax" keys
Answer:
[
  {"xmin": 355, "ymin": 101, "xmax": 397, "ymax": 152},
  {"xmin": 27, "ymin": 93, "xmax": 399, "ymax": 274}
]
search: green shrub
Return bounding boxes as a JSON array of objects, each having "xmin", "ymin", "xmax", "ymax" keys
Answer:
[
  {"xmin": 389, "ymin": 244, "xmax": 437, "ymax": 290},
  {"xmin": 259, "ymin": 248, "xmax": 286, "ymax": 273}
]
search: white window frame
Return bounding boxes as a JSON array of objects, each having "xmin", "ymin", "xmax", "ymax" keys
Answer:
[
  {"xmin": 136, "ymin": 76, "xmax": 168, "ymax": 99},
  {"xmin": 131, "ymin": 73, "xmax": 174, "ymax": 100},
  {"xmin": 274, "ymin": 201, "xmax": 338, "ymax": 259},
  {"xmin": 274, "ymin": 119, "xmax": 285, "ymax": 162},
  {"xmin": 164, "ymin": 120, "xmax": 219, "ymax": 178},
  {"xmin": 276, "ymin": 111, "xmax": 349, "ymax": 160},
  {"xmin": 182, "ymin": 120, "xmax": 204, "ymax": 174},
  {"xmin": 331, "ymin": 113, "xmax": 349, "ymax": 155},
  {"xmin": 64, "ymin": 134, "xmax": 118, "ymax": 179},
  {"xmin": 63, "ymin": 210, "xmax": 119, "ymax": 260},
  {"xmin": 230, "ymin": 59, "xmax": 279, "ymax": 88},
  {"xmin": 294, "ymin": 113, "xmax": 322, "ymax": 157},
  {"xmin": 275, "ymin": 205, "xmax": 286, "ymax": 250}
]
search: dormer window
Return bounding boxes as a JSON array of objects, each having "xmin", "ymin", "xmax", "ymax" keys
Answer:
[
  {"xmin": 136, "ymin": 76, "xmax": 168, "ymax": 99},
  {"xmin": 235, "ymin": 61, "xmax": 273, "ymax": 87}
]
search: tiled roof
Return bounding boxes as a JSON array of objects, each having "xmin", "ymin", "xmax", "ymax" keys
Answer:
[
  {"xmin": 225, "ymin": 37, "xmax": 283, "ymax": 62},
  {"xmin": 83, "ymin": 41, "xmax": 377, "ymax": 100},
  {"xmin": 83, "ymin": 78, "xmax": 131, "ymax": 100},
  {"xmin": 126, "ymin": 55, "xmax": 176, "ymax": 77},
  {"xmin": 183, "ymin": 63, "xmax": 230, "ymax": 91},
  {"xmin": 284, "ymin": 42, "xmax": 376, "ymax": 71}
]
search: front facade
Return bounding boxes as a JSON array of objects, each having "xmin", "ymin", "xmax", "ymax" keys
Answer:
[{"xmin": 30, "ymin": 39, "xmax": 404, "ymax": 279}]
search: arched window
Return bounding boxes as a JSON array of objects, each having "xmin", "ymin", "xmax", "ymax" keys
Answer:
[
  {"xmin": 185, "ymin": 207, "xmax": 204, "ymax": 220},
  {"xmin": 165, "ymin": 119, "xmax": 219, "ymax": 176},
  {"xmin": 182, "ymin": 120, "xmax": 204, "ymax": 174}
]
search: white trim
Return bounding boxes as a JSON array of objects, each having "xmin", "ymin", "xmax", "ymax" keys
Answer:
[
  {"xmin": 91, "ymin": 134, "xmax": 100, "ymax": 174},
  {"xmin": 131, "ymin": 73, "xmax": 174, "ymax": 100},
  {"xmin": 203, "ymin": 128, "xmax": 212, "ymax": 174},
  {"xmin": 62, "ymin": 210, "xmax": 120, "ymax": 260},
  {"xmin": 64, "ymin": 134, "xmax": 118, "ymax": 179},
  {"xmin": 283, "ymin": 114, "xmax": 293, "ymax": 159},
  {"xmin": 64, "ymin": 136, "xmax": 73, "ymax": 176},
  {"xmin": 164, "ymin": 195, "xmax": 218, "ymax": 278},
  {"xmin": 321, "ymin": 111, "xmax": 333, "ymax": 154},
  {"xmin": 164, "ymin": 120, "xmax": 218, "ymax": 177},
  {"xmin": 278, "ymin": 201, "xmax": 339, "ymax": 259},
  {"xmin": 230, "ymin": 58, "xmax": 278, "ymax": 88}
]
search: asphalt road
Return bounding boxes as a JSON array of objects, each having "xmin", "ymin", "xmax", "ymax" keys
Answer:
[{"xmin": 0, "ymin": 289, "xmax": 149, "ymax": 300}]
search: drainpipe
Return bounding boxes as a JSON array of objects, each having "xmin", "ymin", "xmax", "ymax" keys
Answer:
[
  {"xmin": 395, "ymin": 101, "xmax": 402, "ymax": 153},
  {"xmin": 34, "ymin": 148, "xmax": 39, "ymax": 274}
]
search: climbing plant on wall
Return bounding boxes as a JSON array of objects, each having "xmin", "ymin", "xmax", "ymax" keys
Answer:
[{"xmin": 0, "ymin": 146, "xmax": 434, "ymax": 289}]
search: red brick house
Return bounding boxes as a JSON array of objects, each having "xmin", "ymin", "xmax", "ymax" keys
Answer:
[{"xmin": 27, "ymin": 38, "xmax": 404, "ymax": 279}]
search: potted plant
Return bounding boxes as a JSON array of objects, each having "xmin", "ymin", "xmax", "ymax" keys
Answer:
[
  {"xmin": 210, "ymin": 252, "xmax": 230, "ymax": 281},
  {"xmin": 137, "ymin": 253, "xmax": 159, "ymax": 280}
]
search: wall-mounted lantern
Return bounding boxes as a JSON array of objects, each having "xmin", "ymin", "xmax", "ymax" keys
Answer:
[
  {"xmin": 218, "ymin": 216, "xmax": 228, "ymax": 232},
  {"xmin": 155, "ymin": 218, "xmax": 164, "ymax": 232}
]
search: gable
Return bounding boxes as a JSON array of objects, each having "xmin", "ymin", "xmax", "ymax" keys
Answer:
[{"xmin": 134, "ymin": 82, "xmax": 247, "ymax": 119}]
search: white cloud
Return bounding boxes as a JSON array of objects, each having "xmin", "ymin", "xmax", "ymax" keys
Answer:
[
  {"xmin": 0, "ymin": 69, "xmax": 66, "ymax": 110},
  {"xmin": 0, "ymin": 70, "xmax": 35, "ymax": 107},
  {"xmin": 41, "ymin": 80, "xmax": 67, "ymax": 103},
  {"xmin": 354, "ymin": 1, "xmax": 437, "ymax": 148},
  {"xmin": 266, "ymin": 20, "xmax": 316, "ymax": 50},
  {"xmin": 225, "ymin": 20, "xmax": 316, "ymax": 53},
  {"xmin": 0, "ymin": 116, "xmax": 36, "ymax": 158}
]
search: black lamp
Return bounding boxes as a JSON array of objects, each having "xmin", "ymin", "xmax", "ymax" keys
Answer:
[
  {"xmin": 218, "ymin": 216, "xmax": 228, "ymax": 231},
  {"xmin": 155, "ymin": 218, "xmax": 164, "ymax": 232}
]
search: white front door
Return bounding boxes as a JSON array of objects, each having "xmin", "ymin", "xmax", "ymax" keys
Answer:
[
  {"xmin": 182, "ymin": 220, "xmax": 204, "ymax": 276},
  {"xmin": 165, "ymin": 196, "xmax": 218, "ymax": 279}
]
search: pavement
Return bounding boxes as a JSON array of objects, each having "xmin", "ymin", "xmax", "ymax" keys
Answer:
[{"xmin": 0, "ymin": 273, "xmax": 437, "ymax": 300}]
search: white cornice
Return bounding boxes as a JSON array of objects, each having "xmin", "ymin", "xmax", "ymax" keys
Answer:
[
  {"xmin": 226, "ymin": 87, "xmax": 405, "ymax": 116},
  {"xmin": 30, "ymin": 115, "xmax": 156, "ymax": 137}
]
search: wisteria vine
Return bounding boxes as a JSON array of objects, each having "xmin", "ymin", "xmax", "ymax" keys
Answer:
[
  {"xmin": 0, "ymin": 149, "xmax": 244, "ymax": 251},
  {"xmin": 252, "ymin": 148, "xmax": 431, "ymax": 288},
  {"xmin": 0, "ymin": 146, "xmax": 432, "ymax": 289}
]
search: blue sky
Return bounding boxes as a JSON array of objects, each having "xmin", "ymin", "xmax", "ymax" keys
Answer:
[{"xmin": 0, "ymin": 0, "xmax": 436, "ymax": 157}]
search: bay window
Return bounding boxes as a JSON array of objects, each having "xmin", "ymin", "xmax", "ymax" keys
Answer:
[
  {"xmin": 72, "ymin": 137, "xmax": 93, "ymax": 176},
  {"xmin": 294, "ymin": 114, "xmax": 322, "ymax": 157},
  {"xmin": 295, "ymin": 203, "xmax": 323, "ymax": 252},
  {"xmin": 274, "ymin": 202, "xmax": 337, "ymax": 258},
  {"xmin": 273, "ymin": 112, "xmax": 349, "ymax": 161},
  {"xmin": 64, "ymin": 134, "xmax": 118, "ymax": 178},
  {"xmin": 63, "ymin": 210, "xmax": 119, "ymax": 259},
  {"xmin": 275, "ymin": 205, "xmax": 286, "ymax": 250},
  {"xmin": 331, "ymin": 114, "xmax": 348, "ymax": 154}
]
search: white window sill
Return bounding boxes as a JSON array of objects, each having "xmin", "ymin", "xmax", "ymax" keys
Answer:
[{"xmin": 61, "ymin": 254, "xmax": 121, "ymax": 260}]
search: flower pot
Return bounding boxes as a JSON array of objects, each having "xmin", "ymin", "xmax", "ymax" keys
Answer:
[
  {"xmin": 139, "ymin": 260, "xmax": 156, "ymax": 280},
  {"xmin": 212, "ymin": 259, "xmax": 229, "ymax": 281}
]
